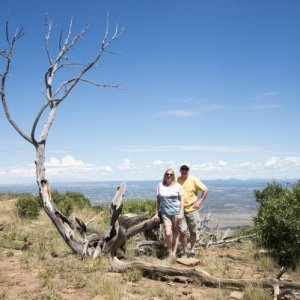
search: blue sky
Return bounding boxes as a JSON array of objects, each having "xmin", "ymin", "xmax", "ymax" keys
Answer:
[{"xmin": 0, "ymin": 0, "xmax": 300, "ymax": 183}]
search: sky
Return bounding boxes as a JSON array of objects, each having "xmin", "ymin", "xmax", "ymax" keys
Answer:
[{"xmin": 0, "ymin": 0, "xmax": 300, "ymax": 184}]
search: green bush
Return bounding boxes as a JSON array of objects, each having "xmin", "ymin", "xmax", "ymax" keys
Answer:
[
  {"xmin": 122, "ymin": 199, "xmax": 156, "ymax": 216},
  {"xmin": 51, "ymin": 190, "xmax": 91, "ymax": 216},
  {"xmin": 16, "ymin": 193, "xmax": 41, "ymax": 219},
  {"xmin": 253, "ymin": 181, "xmax": 300, "ymax": 265},
  {"xmin": 65, "ymin": 192, "xmax": 91, "ymax": 209}
]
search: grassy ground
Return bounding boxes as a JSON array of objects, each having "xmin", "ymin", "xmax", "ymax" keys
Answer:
[{"xmin": 1, "ymin": 197, "xmax": 300, "ymax": 300}]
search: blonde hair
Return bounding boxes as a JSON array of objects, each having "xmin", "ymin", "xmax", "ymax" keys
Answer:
[{"xmin": 162, "ymin": 168, "xmax": 175, "ymax": 185}]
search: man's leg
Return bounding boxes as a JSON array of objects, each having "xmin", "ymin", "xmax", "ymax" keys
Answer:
[
  {"xmin": 186, "ymin": 211, "xmax": 199, "ymax": 255},
  {"xmin": 179, "ymin": 215, "xmax": 188, "ymax": 254}
]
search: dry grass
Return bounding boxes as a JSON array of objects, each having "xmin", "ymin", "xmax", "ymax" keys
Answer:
[
  {"xmin": 244, "ymin": 285, "xmax": 273, "ymax": 300},
  {"xmin": 1, "ymin": 198, "xmax": 300, "ymax": 300}
]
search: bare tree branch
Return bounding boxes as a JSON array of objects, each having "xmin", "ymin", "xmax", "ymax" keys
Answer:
[
  {"xmin": 45, "ymin": 16, "xmax": 53, "ymax": 64},
  {"xmin": 0, "ymin": 49, "xmax": 9, "ymax": 59},
  {"xmin": 30, "ymin": 102, "xmax": 50, "ymax": 145},
  {"xmin": 54, "ymin": 22, "xmax": 123, "ymax": 103},
  {"xmin": 0, "ymin": 21, "xmax": 32, "ymax": 144},
  {"xmin": 44, "ymin": 18, "xmax": 89, "ymax": 104},
  {"xmin": 57, "ymin": 62, "xmax": 86, "ymax": 70},
  {"xmin": 1, "ymin": 15, "xmax": 124, "ymax": 255},
  {"xmin": 53, "ymin": 77, "xmax": 120, "ymax": 97}
]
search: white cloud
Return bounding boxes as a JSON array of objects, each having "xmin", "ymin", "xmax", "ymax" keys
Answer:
[
  {"xmin": 47, "ymin": 149, "xmax": 70, "ymax": 155},
  {"xmin": 239, "ymin": 162, "xmax": 253, "ymax": 167},
  {"xmin": 176, "ymin": 97, "xmax": 199, "ymax": 105},
  {"xmin": 46, "ymin": 155, "xmax": 93, "ymax": 167},
  {"xmin": 265, "ymin": 156, "xmax": 280, "ymax": 167},
  {"xmin": 265, "ymin": 156, "xmax": 300, "ymax": 168},
  {"xmin": 152, "ymin": 160, "xmax": 176, "ymax": 171},
  {"xmin": 159, "ymin": 110, "xmax": 196, "ymax": 117},
  {"xmin": 252, "ymin": 104, "xmax": 282, "ymax": 110},
  {"xmin": 0, "ymin": 140, "xmax": 22, "ymax": 145},
  {"xmin": 101, "ymin": 166, "xmax": 114, "ymax": 172},
  {"xmin": 1, "ymin": 155, "xmax": 300, "ymax": 184},
  {"xmin": 158, "ymin": 105, "xmax": 224, "ymax": 118},
  {"xmin": 117, "ymin": 158, "xmax": 136, "ymax": 170},
  {"xmin": 0, "ymin": 155, "xmax": 114, "ymax": 183},
  {"xmin": 199, "ymin": 104, "xmax": 224, "ymax": 112},
  {"xmin": 256, "ymin": 91, "xmax": 277, "ymax": 99},
  {"xmin": 0, "ymin": 166, "xmax": 35, "ymax": 178},
  {"xmin": 121, "ymin": 144, "xmax": 270, "ymax": 154},
  {"xmin": 218, "ymin": 160, "xmax": 227, "ymax": 167}
]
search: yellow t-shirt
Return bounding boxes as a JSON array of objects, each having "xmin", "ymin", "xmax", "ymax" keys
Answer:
[{"xmin": 177, "ymin": 175, "xmax": 207, "ymax": 212}]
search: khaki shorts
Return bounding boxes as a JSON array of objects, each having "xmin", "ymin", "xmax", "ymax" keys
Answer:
[
  {"xmin": 180, "ymin": 210, "xmax": 199, "ymax": 235},
  {"xmin": 162, "ymin": 214, "xmax": 181, "ymax": 229}
]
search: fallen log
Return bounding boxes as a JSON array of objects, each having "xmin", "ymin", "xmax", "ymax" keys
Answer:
[
  {"xmin": 111, "ymin": 257, "xmax": 300, "ymax": 293},
  {"xmin": 277, "ymin": 289, "xmax": 300, "ymax": 300},
  {"xmin": 204, "ymin": 234, "xmax": 255, "ymax": 248}
]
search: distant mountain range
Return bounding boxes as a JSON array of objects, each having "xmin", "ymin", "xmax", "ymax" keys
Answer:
[{"xmin": 1, "ymin": 178, "xmax": 297, "ymax": 213}]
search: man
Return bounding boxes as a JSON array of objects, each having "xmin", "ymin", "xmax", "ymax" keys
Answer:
[{"xmin": 177, "ymin": 164, "xmax": 209, "ymax": 258}]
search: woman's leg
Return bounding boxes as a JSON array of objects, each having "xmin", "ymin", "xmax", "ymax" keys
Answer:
[
  {"xmin": 162, "ymin": 215, "xmax": 173, "ymax": 256},
  {"xmin": 171, "ymin": 216, "xmax": 181, "ymax": 256}
]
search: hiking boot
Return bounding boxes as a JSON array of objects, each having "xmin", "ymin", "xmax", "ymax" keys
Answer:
[
  {"xmin": 180, "ymin": 252, "xmax": 189, "ymax": 258},
  {"xmin": 187, "ymin": 252, "xmax": 195, "ymax": 258}
]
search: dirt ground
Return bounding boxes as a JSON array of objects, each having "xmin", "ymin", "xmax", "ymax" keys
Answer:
[
  {"xmin": 0, "ymin": 245, "xmax": 251, "ymax": 300},
  {"xmin": 0, "ymin": 198, "xmax": 299, "ymax": 300},
  {"xmin": 0, "ymin": 251, "xmax": 216, "ymax": 299}
]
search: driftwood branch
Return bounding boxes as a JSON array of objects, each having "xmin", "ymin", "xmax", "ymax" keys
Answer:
[
  {"xmin": 276, "ymin": 266, "xmax": 288, "ymax": 280},
  {"xmin": 277, "ymin": 289, "xmax": 300, "ymax": 300},
  {"xmin": 111, "ymin": 257, "xmax": 300, "ymax": 293},
  {"xmin": 204, "ymin": 234, "xmax": 255, "ymax": 248}
]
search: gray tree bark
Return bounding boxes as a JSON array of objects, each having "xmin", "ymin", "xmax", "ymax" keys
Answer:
[{"xmin": 0, "ymin": 16, "xmax": 127, "ymax": 256}]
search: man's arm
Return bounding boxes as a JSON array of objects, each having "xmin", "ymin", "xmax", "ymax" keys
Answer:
[{"xmin": 193, "ymin": 178, "xmax": 209, "ymax": 209}]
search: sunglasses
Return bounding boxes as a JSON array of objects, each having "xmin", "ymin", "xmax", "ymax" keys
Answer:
[
  {"xmin": 180, "ymin": 168, "xmax": 189, "ymax": 171},
  {"xmin": 166, "ymin": 173, "xmax": 174, "ymax": 176}
]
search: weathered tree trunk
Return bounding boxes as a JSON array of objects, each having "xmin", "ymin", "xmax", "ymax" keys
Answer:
[
  {"xmin": 0, "ymin": 17, "xmax": 125, "ymax": 255},
  {"xmin": 111, "ymin": 257, "xmax": 300, "ymax": 293}
]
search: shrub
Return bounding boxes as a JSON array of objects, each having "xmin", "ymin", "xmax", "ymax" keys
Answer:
[
  {"xmin": 244, "ymin": 285, "xmax": 272, "ymax": 300},
  {"xmin": 65, "ymin": 192, "xmax": 91, "ymax": 209},
  {"xmin": 16, "ymin": 193, "xmax": 41, "ymax": 219},
  {"xmin": 122, "ymin": 199, "xmax": 156, "ymax": 216},
  {"xmin": 253, "ymin": 181, "xmax": 300, "ymax": 265},
  {"xmin": 51, "ymin": 190, "xmax": 91, "ymax": 216},
  {"xmin": 122, "ymin": 266, "xmax": 143, "ymax": 282}
]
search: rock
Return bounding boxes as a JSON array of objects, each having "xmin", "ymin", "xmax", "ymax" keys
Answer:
[
  {"xmin": 62, "ymin": 287, "xmax": 77, "ymax": 294},
  {"xmin": 228, "ymin": 291, "xmax": 244, "ymax": 300},
  {"xmin": 280, "ymin": 274, "xmax": 290, "ymax": 281},
  {"xmin": 91, "ymin": 295, "xmax": 107, "ymax": 300},
  {"xmin": 176, "ymin": 257, "xmax": 201, "ymax": 267}
]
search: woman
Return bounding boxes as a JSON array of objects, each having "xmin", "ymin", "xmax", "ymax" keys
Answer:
[{"xmin": 154, "ymin": 168, "xmax": 184, "ymax": 257}]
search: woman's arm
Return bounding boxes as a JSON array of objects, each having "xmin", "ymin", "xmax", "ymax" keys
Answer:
[
  {"xmin": 178, "ymin": 194, "xmax": 184, "ymax": 219},
  {"xmin": 153, "ymin": 195, "xmax": 161, "ymax": 220}
]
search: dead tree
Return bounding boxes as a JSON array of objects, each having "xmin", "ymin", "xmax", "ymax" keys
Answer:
[
  {"xmin": 111, "ymin": 257, "xmax": 300, "ymax": 299},
  {"xmin": 0, "ymin": 15, "xmax": 141, "ymax": 256}
]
